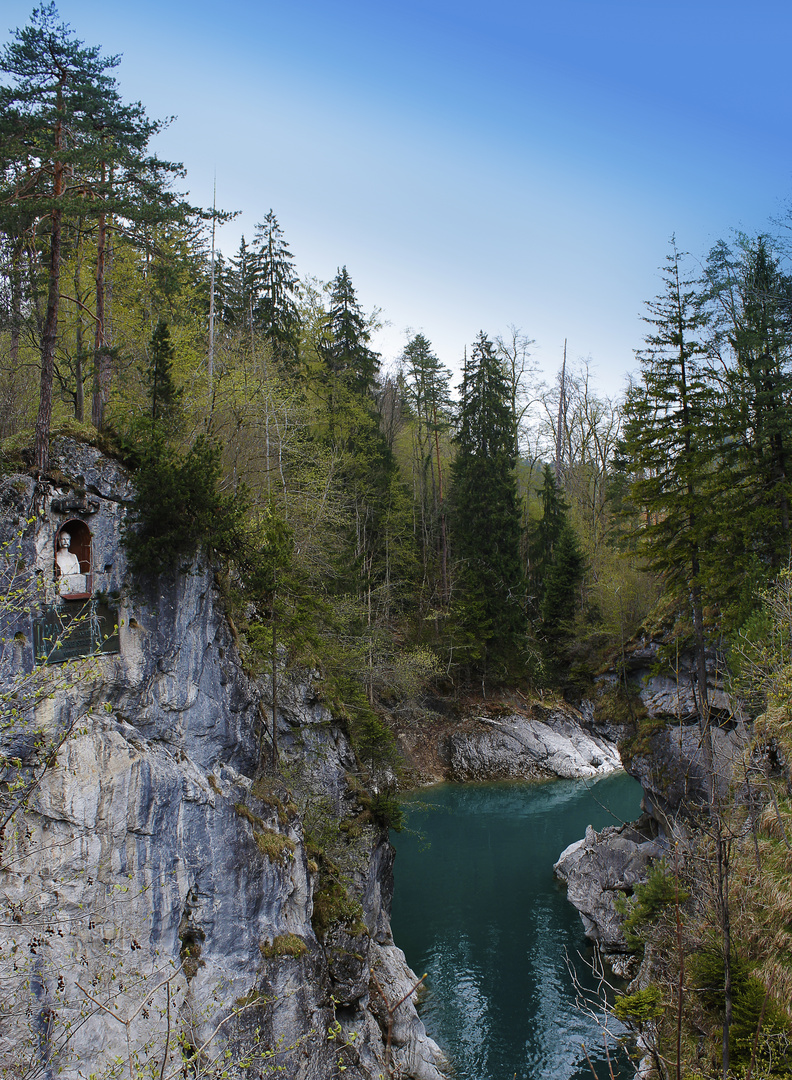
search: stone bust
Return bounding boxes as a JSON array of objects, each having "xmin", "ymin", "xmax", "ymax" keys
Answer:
[
  {"xmin": 56, "ymin": 532, "xmax": 82, "ymax": 576},
  {"xmin": 56, "ymin": 531, "xmax": 88, "ymax": 595}
]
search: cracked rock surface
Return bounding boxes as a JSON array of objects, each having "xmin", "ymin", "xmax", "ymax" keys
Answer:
[{"xmin": 0, "ymin": 444, "xmax": 447, "ymax": 1080}]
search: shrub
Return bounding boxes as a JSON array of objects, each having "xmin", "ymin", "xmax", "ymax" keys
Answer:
[
  {"xmin": 615, "ymin": 861, "xmax": 685, "ymax": 951},
  {"xmin": 613, "ymin": 985, "xmax": 664, "ymax": 1024},
  {"xmin": 260, "ymin": 933, "xmax": 308, "ymax": 960},
  {"xmin": 122, "ymin": 435, "xmax": 246, "ymax": 577}
]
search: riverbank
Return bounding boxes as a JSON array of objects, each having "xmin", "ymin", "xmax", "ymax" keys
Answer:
[{"xmin": 392, "ymin": 693, "xmax": 623, "ymax": 784}]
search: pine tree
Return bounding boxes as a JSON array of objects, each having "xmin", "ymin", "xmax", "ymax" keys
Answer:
[
  {"xmin": 401, "ymin": 333, "xmax": 453, "ymax": 602},
  {"xmin": 528, "ymin": 464, "xmax": 584, "ymax": 635},
  {"xmin": 227, "ymin": 236, "xmax": 262, "ymax": 340},
  {"xmin": 321, "ymin": 266, "xmax": 379, "ymax": 395},
  {"xmin": 450, "ymin": 331, "xmax": 525, "ymax": 681},
  {"xmin": 144, "ymin": 319, "xmax": 182, "ymax": 429},
  {"xmin": 253, "ymin": 210, "xmax": 301, "ymax": 372},
  {"xmin": 0, "ymin": 4, "xmax": 122, "ymax": 469},
  {"xmin": 0, "ymin": 4, "xmax": 195, "ymax": 453},
  {"xmin": 704, "ymin": 235, "xmax": 792, "ymax": 615},
  {"xmin": 620, "ymin": 240, "xmax": 715, "ymax": 775}
]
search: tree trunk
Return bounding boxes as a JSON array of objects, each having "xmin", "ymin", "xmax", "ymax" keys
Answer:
[
  {"xmin": 73, "ymin": 250, "xmax": 85, "ymax": 422},
  {"xmin": 718, "ymin": 830, "xmax": 733, "ymax": 1080},
  {"xmin": 555, "ymin": 339, "xmax": 567, "ymax": 480},
  {"xmin": 433, "ymin": 403, "xmax": 448, "ymax": 604},
  {"xmin": 92, "ymin": 161, "xmax": 108, "ymax": 429},
  {"xmin": 35, "ymin": 154, "xmax": 63, "ymax": 473}
]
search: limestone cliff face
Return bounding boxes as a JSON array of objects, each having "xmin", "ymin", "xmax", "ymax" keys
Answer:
[{"xmin": 0, "ymin": 440, "xmax": 447, "ymax": 1080}]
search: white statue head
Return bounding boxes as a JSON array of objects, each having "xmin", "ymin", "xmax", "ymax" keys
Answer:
[{"xmin": 58, "ymin": 531, "xmax": 71, "ymax": 550}]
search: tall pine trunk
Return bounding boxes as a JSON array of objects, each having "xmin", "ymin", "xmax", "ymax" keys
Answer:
[
  {"xmin": 34, "ymin": 108, "xmax": 64, "ymax": 473},
  {"xmin": 92, "ymin": 161, "xmax": 109, "ymax": 429}
]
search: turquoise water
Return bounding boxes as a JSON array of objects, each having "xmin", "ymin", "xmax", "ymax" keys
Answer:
[{"xmin": 390, "ymin": 771, "xmax": 644, "ymax": 1080}]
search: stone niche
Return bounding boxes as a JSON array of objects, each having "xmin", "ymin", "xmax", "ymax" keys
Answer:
[
  {"xmin": 54, "ymin": 518, "xmax": 93, "ymax": 598},
  {"xmin": 32, "ymin": 507, "xmax": 120, "ymax": 665}
]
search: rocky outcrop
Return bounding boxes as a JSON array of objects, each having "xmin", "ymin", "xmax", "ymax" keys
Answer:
[
  {"xmin": 556, "ymin": 637, "xmax": 750, "ymax": 962},
  {"xmin": 0, "ymin": 440, "xmax": 447, "ymax": 1080},
  {"xmin": 442, "ymin": 708, "xmax": 622, "ymax": 782},
  {"xmin": 554, "ymin": 818, "xmax": 664, "ymax": 970},
  {"xmin": 609, "ymin": 637, "xmax": 735, "ymax": 723},
  {"xmin": 628, "ymin": 722, "xmax": 748, "ymax": 833}
]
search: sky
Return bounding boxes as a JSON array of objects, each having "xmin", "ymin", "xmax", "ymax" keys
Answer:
[{"xmin": 4, "ymin": 0, "xmax": 792, "ymax": 396}]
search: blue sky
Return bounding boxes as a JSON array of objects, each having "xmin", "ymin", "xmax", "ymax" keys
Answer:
[{"xmin": 4, "ymin": 0, "xmax": 792, "ymax": 394}]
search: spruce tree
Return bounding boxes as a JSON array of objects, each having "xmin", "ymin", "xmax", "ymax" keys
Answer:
[
  {"xmin": 620, "ymin": 240, "xmax": 715, "ymax": 758},
  {"xmin": 227, "ymin": 236, "xmax": 262, "ymax": 339},
  {"xmin": 528, "ymin": 464, "xmax": 584, "ymax": 636},
  {"xmin": 704, "ymin": 235, "xmax": 792, "ymax": 615},
  {"xmin": 144, "ymin": 319, "xmax": 182, "ymax": 430},
  {"xmin": 0, "ymin": 4, "xmax": 195, "ymax": 453},
  {"xmin": 450, "ymin": 331, "xmax": 525, "ymax": 682},
  {"xmin": 401, "ymin": 333, "xmax": 453, "ymax": 601},
  {"xmin": 0, "ymin": 4, "xmax": 122, "ymax": 469},
  {"xmin": 321, "ymin": 266, "xmax": 380, "ymax": 394},
  {"xmin": 253, "ymin": 210, "xmax": 301, "ymax": 372}
]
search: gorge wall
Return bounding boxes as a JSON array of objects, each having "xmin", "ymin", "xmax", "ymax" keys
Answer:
[
  {"xmin": 0, "ymin": 439, "xmax": 446, "ymax": 1080},
  {"xmin": 555, "ymin": 642, "xmax": 749, "ymax": 966}
]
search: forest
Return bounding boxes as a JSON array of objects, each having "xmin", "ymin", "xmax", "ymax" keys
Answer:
[{"xmin": 4, "ymin": 6, "xmax": 792, "ymax": 1080}]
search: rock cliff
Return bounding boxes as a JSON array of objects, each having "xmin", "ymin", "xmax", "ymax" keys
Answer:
[
  {"xmin": 0, "ymin": 439, "xmax": 447, "ymax": 1080},
  {"xmin": 554, "ymin": 640, "xmax": 749, "ymax": 962},
  {"xmin": 440, "ymin": 708, "xmax": 621, "ymax": 781},
  {"xmin": 395, "ymin": 698, "xmax": 622, "ymax": 784}
]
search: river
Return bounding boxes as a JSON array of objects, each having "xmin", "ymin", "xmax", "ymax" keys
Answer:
[{"xmin": 390, "ymin": 771, "xmax": 643, "ymax": 1080}]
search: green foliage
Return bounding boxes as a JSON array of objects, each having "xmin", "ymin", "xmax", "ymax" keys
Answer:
[
  {"xmin": 450, "ymin": 331, "xmax": 525, "ymax": 680},
  {"xmin": 702, "ymin": 236, "xmax": 792, "ymax": 619},
  {"xmin": 592, "ymin": 683, "xmax": 648, "ymax": 729},
  {"xmin": 690, "ymin": 949, "xmax": 792, "ymax": 1073},
  {"xmin": 122, "ymin": 435, "xmax": 246, "ymax": 577},
  {"xmin": 365, "ymin": 790, "xmax": 404, "ymax": 832},
  {"xmin": 311, "ymin": 872, "xmax": 367, "ymax": 940},
  {"xmin": 528, "ymin": 465, "xmax": 585, "ymax": 638},
  {"xmin": 618, "ymin": 241, "xmax": 714, "ymax": 602},
  {"xmin": 350, "ymin": 711, "xmax": 401, "ymax": 772},
  {"xmin": 319, "ymin": 266, "xmax": 380, "ymax": 394},
  {"xmin": 254, "ymin": 210, "xmax": 302, "ymax": 371},
  {"xmin": 259, "ymin": 933, "xmax": 308, "ymax": 960},
  {"xmin": 143, "ymin": 318, "xmax": 183, "ymax": 429},
  {"xmin": 234, "ymin": 802, "xmax": 295, "ymax": 864},
  {"xmin": 730, "ymin": 570, "xmax": 792, "ymax": 723},
  {"xmin": 613, "ymin": 985, "xmax": 664, "ymax": 1024},
  {"xmin": 690, "ymin": 948, "xmax": 754, "ymax": 1016},
  {"xmin": 615, "ymin": 861, "xmax": 684, "ymax": 951}
]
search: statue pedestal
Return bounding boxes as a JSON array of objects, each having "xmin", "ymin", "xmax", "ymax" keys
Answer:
[{"xmin": 58, "ymin": 573, "xmax": 88, "ymax": 597}]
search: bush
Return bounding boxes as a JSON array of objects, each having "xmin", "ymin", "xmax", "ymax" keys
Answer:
[
  {"xmin": 689, "ymin": 948, "xmax": 792, "ymax": 1073},
  {"xmin": 615, "ymin": 861, "xmax": 685, "ymax": 951},
  {"xmin": 122, "ymin": 435, "xmax": 246, "ymax": 577},
  {"xmin": 613, "ymin": 985, "xmax": 664, "ymax": 1024}
]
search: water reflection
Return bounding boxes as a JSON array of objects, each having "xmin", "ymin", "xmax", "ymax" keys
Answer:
[{"xmin": 390, "ymin": 773, "xmax": 643, "ymax": 1080}]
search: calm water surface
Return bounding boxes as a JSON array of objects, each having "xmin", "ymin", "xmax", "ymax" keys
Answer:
[{"xmin": 390, "ymin": 771, "xmax": 643, "ymax": 1080}]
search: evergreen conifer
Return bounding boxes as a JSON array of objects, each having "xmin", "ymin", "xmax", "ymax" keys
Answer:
[{"xmin": 450, "ymin": 331, "xmax": 525, "ymax": 681}]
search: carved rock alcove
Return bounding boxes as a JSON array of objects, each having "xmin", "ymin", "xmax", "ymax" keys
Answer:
[{"xmin": 55, "ymin": 518, "xmax": 93, "ymax": 599}]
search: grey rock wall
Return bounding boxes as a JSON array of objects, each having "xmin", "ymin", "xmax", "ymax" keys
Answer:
[
  {"xmin": 443, "ymin": 708, "xmax": 622, "ymax": 781},
  {"xmin": 0, "ymin": 442, "xmax": 447, "ymax": 1080},
  {"xmin": 555, "ymin": 637, "xmax": 749, "ymax": 960},
  {"xmin": 554, "ymin": 820, "xmax": 664, "ymax": 968}
]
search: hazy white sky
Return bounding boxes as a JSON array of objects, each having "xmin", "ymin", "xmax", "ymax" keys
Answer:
[{"xmin": 4, "ymin": 0, "xmax": 792, "ymax": 396}]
